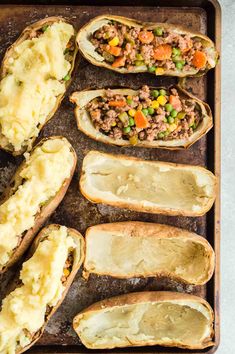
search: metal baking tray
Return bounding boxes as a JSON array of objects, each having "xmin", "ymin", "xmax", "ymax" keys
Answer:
[{"xmin": 0, "ymin": 1, "xmax": 221, "ymax": 353}]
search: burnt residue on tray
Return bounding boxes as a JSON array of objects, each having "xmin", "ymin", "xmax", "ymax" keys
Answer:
[{"xmin": 0, "ymin": 3, "xmax": 216, "ymax": 350}]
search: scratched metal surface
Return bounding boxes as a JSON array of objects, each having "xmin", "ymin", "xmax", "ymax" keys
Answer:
[{"xmin": 0, "ymin": 3, "xmax": 215, "ymax": 352}]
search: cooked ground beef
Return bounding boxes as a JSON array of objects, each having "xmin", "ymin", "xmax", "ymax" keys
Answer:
[
  {"xmin": 90, "ymin": 21, "xmax": 207, "ymax": 72},
  {"xmin": 86, "ymin": 86, "xmax": 202, "ymax": 144},
  {"xmin": 61, "ymin": 253, "xmax": 73, "ymax": 283}
]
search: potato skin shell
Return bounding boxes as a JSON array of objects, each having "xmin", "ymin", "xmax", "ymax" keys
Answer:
[
  {"xmin": 73, "ymin": 291, "xmax": 214, "ymax": 350},
  {"xmin": 0, "ymin": 16, "xmax": 78, "ymax": 155},
  {"xmin": 0, "ymin": 136, "xmax": 77, "ymax": 274}
]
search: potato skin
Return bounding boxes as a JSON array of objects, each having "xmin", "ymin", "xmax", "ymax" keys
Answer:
[
  {"xmin": 76, "ymin": 14, "xmax": 219, "ymax": 77},
  {"xmin": 83, "ymin": 221, "xmax": 215, "ymax": 285},
  {"xmin": 11, "ymin": 224, "xmax": 85, "ymax": 354},
  {"xmin": 73, "ymin": 291, "xmax": 214, "ymax": 350},
  {"xmin": 70, "ymin": 85, "xmax": 213, "ymax": 149},
  {"xmin": 0, "ymin": 17, "xmax": 78, "ymax": 155},
  {"xmin": 0, "ymin": 136, "xmax": 77, "ymax": 274},
  {"xmin": 79, "ymin": 150, "xmax": 217, "ymax": 217}
]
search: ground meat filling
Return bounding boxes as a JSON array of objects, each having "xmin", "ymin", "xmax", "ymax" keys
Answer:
[
  {"xmin": 86, "ymin": 86, "xmax": 202, "ymax": 144},
  {"xmin": 90, "ymin": 21, "xmax": 208, "ymax": 72},
  {"xmin": 61, "ymin": 253, "xmax": 73, "ymax": 283}
]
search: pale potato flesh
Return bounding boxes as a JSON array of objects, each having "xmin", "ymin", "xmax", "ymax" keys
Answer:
[
  {"xmin": 81, "ymin": 152, "xmax": 216, "ymax": 215},
  {"xmin": 75, "ymin": 301, "xmax": 211, "ymax": 349},
  {"xmin": 85, "ymin": 231, "xmax": 211, "ymax": 284}
]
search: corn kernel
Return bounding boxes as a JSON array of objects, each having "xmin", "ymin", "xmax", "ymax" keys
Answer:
[
  {"xmin": 63, "ymin": 268, "xmax": 70, "ymax": 277},
  {"xmin": 168, "ymin": 123, "xmax": 177, "ymax": 132},
  {"xmin": 151, "ymin": 100, "xmax": 159, "ymax": 109},
  {"xmin": 111, "ymin": 121, "xmax": 117, "ymax": 127},
  {"xmin": 108, "ymin": 36, "xmax": 119, "ymax": 46},
  {"xmin": 155, "ymin": 67, "xmax": 165, "ymax": 75},
  {"xmin": 157, "ymin": 95, "xmax": 167, "ymax": 106},
  {"xmin": 128, "ymin": 109, "xmax": 136, "ymax": 117},
  {"xmin": 129, "ymin": 135, "xmax": 138, "ymax": 145}
]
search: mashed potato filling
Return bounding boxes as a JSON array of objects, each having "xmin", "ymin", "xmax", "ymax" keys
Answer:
[
  {"xmin": 0, "ymin": 138, "xmax": 74, "ymax": 269},
  {"xmin": 0, "ymin": 22, "xmax": 74, "ymax": 151},
  {"xmin": 0, "ymin": 226, "xmax": 75, "ymax": 354}
]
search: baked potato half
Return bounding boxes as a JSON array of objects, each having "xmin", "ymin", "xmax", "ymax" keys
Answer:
[
  {"xmin": 0, "ymin": 136, "xmax": 77, "ymax": 273},
  {"xmin": 73, "ymin": 291, "xmax": 214, "ymax": 350},
  {"xmin": 83, "ymin": 221, "xmax": 215, "ymax": 285},
  {"xmin": 70, "ymin": 85, "xmax": 213, "ymax": 149},
  {"xmin": 0, "ymin": 17, "xmax": 77, "ymax": 155},
  {"xmin": 0, "ymin": 224, "xmax": 84, "ymax": 354},
  {"xmin": 76, "ymin": 15, "xmax": 218, "ymax": 77},
  {"xmin": 79, "ymin": 150, "xmax": 216, "ymax": 217}
]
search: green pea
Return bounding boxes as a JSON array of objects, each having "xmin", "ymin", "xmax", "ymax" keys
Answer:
[
  {"xmin": 154, "ymin": 27, "xmax": 163, "ymax": 36},
  {"xmin": 64, "ymin": 48, "xmax": 70, "ymax": 54},
  {"xmin": 148, "ymin": 66, "xmax": 156, "ymax": 73},
  {"xmin": 151, "ymin": 89, "xmax": 159, "ymax": 98},
  {"xmin": 176, "ymin": 62, "xmax": 183, "ymax": 70},
  {"xmin": 159, "ymin": 89, "xmax": 167, "ymax": 96},
  {"xmin": 123, "ymin": 126, "xmax": 131, "ymax": 133},
  {"xmin": 171, "ymin": 109, "xmax": 178, "ymax": 118},
  {"xmin": 163, "ymin": 117, "xmax": 168, "ymax": 123},
  {"xmin": 118, "ymin": 112, "xmax": 129, "ymax": 124},
  {"xmin": 165, "ymin": 103, "xmax": 173, "ymax": 112},
  {"xmin": 148, "ymin": 107, "xmax": 155, "ymax": 115},
  {"xmin": 126, "ymin": 98, "xmax": 133, "ymax": 105},
  {"xmin": 142, "ymin": 108, "xmax": 149, "ymax": 116},
  {"xmin": 158, "ymin": 132, "xmax": 165, "ymax": 138},
  {"xmin": 136, "ymin": 53, "xmax": 143, "ymax": 60},
  {"xmin": 135, "ymin": 60, "xmax": 144, "ymax": 66},
  {"xmin": 103, "ymin": 32, "xmax": 110, "ymax": 39},
  {"xmin": 168, "ymin": 116, "xmax": 175, "ymax": 124},
  {"xmin": 172, "ymin": 47, "xmax": 181, "ymax": 56},
  {"xmin": 63, "ymin": 74, "xmax": 71, "ymax": 81},
  {"xmin": 172, "ymin": 55, "xmax": 182, "ymax": 63},
  {"xmin": 42, "ymin": 25, "xmax": 49, "ymax": 32},
  {"xmin": 177, "ymin": 111, "xmax": 186, "ymax": 120},
  {"xmin": 129, "ymin": 118, "xmax": 135, "ymax": 126},
  {"xmin": 192, "ymin": 123, "xmax": 197, "ymax": 130}
]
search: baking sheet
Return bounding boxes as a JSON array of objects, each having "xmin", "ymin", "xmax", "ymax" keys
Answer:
[{"xmin": 0, "ymin": 1, "xmax": 221, "ymax": 353}]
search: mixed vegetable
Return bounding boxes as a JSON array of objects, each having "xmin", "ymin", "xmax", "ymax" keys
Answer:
[
  {"xmin": 86, "ymin": 86, "xmax": 202, "ymax": 144},
  {"xmin": 61, "ymin": 253, "xmax": 73, "ymax": 283},
  {"xmin": 90, "ymin": 20, "xmax": 209, "ymax": 73}
]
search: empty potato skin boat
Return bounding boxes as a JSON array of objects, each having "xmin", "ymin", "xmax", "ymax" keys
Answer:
[
  {"xmin": 79, "ymin": 151, "xmax": 216, "ymax": 217},
  {"xmin": 83, "ymin": 221, "xmax": 215, "ymax": 285},
  {"xmin": 0, "ymin": 17, "xmax": 77, "ymax": 155},
  {"xmin": 70, "ymin": 85, "xmax": 212, "ymax": 149},
  {"xmin": 73, "ymin": 291, "xmax": 214, "ymax": 350},
  {"xmin": 0, "ymin": 224, "xmax": 85, "ymax": 354},
  {"xmin": 76, "ymin": 15, "xmax": 218, "ymax": 77},
  {"xmin": 0, "ymin": 136, "xmax": 77, "ymax": 273}
]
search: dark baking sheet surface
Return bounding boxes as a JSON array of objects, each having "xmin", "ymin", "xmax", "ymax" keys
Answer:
[{"xmin": 0, "ymin": 1, "xmax": 221, "ymax": 353}]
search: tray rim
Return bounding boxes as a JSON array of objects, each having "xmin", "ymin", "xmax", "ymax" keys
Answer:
[{"xmin": 0, "ymin": 0, "xmax": 221, "ymax": 353}]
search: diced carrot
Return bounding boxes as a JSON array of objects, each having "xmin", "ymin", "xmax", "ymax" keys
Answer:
[
  {"xmin": 192, "ymin": 50, "xmax": 207, "ymax": 69},
  {"xmin": 134, "ymin": 110, "xmax": 148, "ymax": 128},
  {"xmin": 169, "ymin": 95, "xmax": 182, "ymax": 111},
  {"xmin": 138, "ymin": 31, "xmax": 154, "ymax": 44},
  {"xmin": 153, "ymin": 44, "xmax": 172, "ymax": 61},
  {"xmin": 112, "ymin": 56, "xmax": 126, "ymax": 68},
  {"xmin": 109, "ymin": 100, "xmax": 126, "ymax": 107},
  {"xmin": 106, "ymin": 45, "xmax": 122, "ymax": 57}
]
